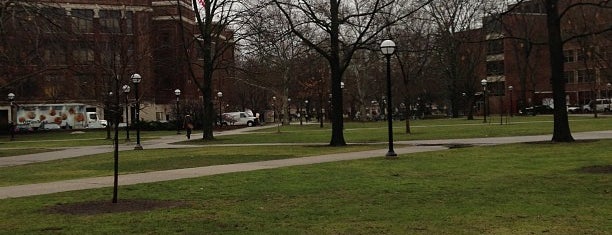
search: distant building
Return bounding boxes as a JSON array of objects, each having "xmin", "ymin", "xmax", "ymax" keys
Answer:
[
  {"xmin": 0, "ymin": 0, "xmax": 234, "ymax": 128},
  {"xmin": 469, "ymin": 0, "xmax": 610, "ymax": 114}
]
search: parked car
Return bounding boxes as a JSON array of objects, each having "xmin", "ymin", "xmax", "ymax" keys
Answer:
[
  {"xmin": 582, "ymin": 99, "xmax": 611, "ymax": 112},
  {"xmin": 567, "ymin": 105, "xmax": 581, "ymax": 113},
  {"xmin": 520, "ymin": 105, "xmax": 554, "ymax": 116},
  {"xmin": 220, "ymin": 112, "xmax": 259, "ymax": 127}
]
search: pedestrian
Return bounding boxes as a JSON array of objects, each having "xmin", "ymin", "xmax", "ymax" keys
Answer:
[
  {"xmin": 8, "ymin": 121, "xmax": 15, "ymax": 141},
  {"xmin": 183, "ymin": 114, "xmax": 194, "ymax": 139}
]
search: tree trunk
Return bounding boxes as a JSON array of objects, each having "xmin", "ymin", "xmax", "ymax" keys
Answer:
[
  {"xmin": 329, "ymin": 0, "xmax": 346, "ymax": 146},
  {"xmin": 545, "ymin": 0, "xmax": 574, "ymax": 142},
  {"xmin": 199, "ymin": 5, "xmax": 215, "ymax": 140}
]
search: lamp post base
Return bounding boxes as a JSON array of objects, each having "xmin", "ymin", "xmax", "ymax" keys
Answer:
[
  {"xmin": 134, "ymin": 144, "xmax": 143, "ymax": 150},
  {"xmin": 385, "ymin": 151, "xmax": 398, "ymax": 159}
]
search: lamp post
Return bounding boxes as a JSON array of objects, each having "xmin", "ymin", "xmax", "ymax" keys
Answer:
[
  {"xmin": 305, "ymin": 100, "xmax": 309, "ymax": 122},
  {"xmin": 217, "ymin": 91, "xmax": 223, "ymax": 125},
  {"xmin": 287, "ymin": 98, "xmax": 292, "ymax": 124},
  {"xmin": 299, "ymin": 100, "xmax": 303, "ymax": 125},
  {"xmin": 122, "ymin": 85, "xmax": 131, "ymax": 141},
  {"xmin": 174, "ymin": 89, "xmax": 181, "ymax": 134},
  {"xmin": 508, "ymin": 85, "xmax": 513, "ymax": 118},
  {"xmin": 272, "ymin": 96, "xmax": 277, "ymax": 123},
  {"xmin": 499, "ymin": 86, "xmax": 503, "ymax": 125},
  {"xmin": 607, "ymin": 83, "xmax": 611, "ymax": 99},
  {"xmin": 131, "ymin": 73, "xmax": 143, "ymax": 150},
  {"xmin": 481, "ymin": 79, "xmax": 488, "ymax": 123},
  {"xmin": 380, "ymin": 39, "xmax": 397, "ymax": 158},
  {"xmin": 273, "ymin": 96, "xmax": 280, "ymax": 132},
  {"xmin": 7, "ymin": 93, "xmax": 15, "ymax": 141}
]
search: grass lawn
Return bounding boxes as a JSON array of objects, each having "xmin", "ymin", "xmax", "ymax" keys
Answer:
[
  {"xmin": 0, "ymin": 129, "xmax": 173, "ymax": 149},
  {"xmin": 2, "ymin": 116, "xmax": 611, "ymax": 148},
  {"xmin": 189, "ymin": 115, "xmax": 612, "ymax": 144},
  {"xmin": 0, "ymin": 144, "xmax": 390, "ymax": 187},
  {"xmin": 0, "ymin": 140, "xmax": 610, "ymax": 234},
  {"xmin": 0, "ymin": 149, "xmax": 55, "ymax": 158}
]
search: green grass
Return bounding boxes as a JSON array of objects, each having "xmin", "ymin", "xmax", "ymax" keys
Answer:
[
  {"xmin": 191, "ymin": 115, "xmax": 612, "ymax": 144},
  {"xmin": 2, "ymin": 116, "xmax": 611, "ymax": 148},
  {"xmin": 0, "ymin": 140, "xmax": 610, "ymax": 234},
  {"xmin": 0, "ymin": 149, "xmax": 55, "ymax": 158},
  {"xmin": 0, "ymin": 130, "xmax": 171, "ymax": 148},
  {"xmin": 0, "ymin": 144, "xmax": 390, "ymax": 187}
]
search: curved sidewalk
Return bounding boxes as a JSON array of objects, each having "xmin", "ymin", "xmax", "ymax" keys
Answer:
[
  {"xmin": 1, "ymin": 130, "xmax": 611, "ymax": 199},
  {"xmin": 0, "ymin": 126, "xmax": 266, "ymax": 168}
]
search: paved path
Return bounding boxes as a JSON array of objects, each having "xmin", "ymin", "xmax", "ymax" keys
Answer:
[
  {"xmin": 0, "ymin": 126, "xmax": 266, "ymax": 168},
  {"xmin": 1, "ymin": 129, "xmax": 611, "ymax": 199}
]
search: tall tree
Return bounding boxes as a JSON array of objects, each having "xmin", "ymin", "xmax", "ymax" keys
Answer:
[
  {"xmin": 240, "ymin": 2, "xmax": 310, "ymax": 125},
  {"xmin": 425, "ymin": 0, "xmax": 488, "ymax": 118},
  {"xmin": 272, "ymin": 0, "xmax": 432, "ymax": 146},
  {"xmin": 182, "ymin": 0, "xmax": 244, "ymax": 140},
  {"xmin": 543, "ymin": 0, "xmax": 611, "ymax": 142}
]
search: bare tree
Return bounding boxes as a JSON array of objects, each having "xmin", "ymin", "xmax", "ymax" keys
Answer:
[
  {"xmin": 178, "ymin": 0, "xmax": 245, "ymax": 140},
  {"xmin": 0, "ymin": 1, "xmax": 70, "ymax": 93},
  {"xmin": 240, "ymin": 2, "xmax": 310, "ymax": 125},
  {"xmin": 424, "ymin": 0, "xmax": 488, "ymax": 118},
  {"xmin": 272, "ymin": 0, "xmax": 433, "ymax": 146},
  {"xmin": 543, "ymin": 0, "xmax": 611, "ymax": 142}
]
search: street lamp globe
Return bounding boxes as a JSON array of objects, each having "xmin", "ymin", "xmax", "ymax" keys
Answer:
[
  {"xmin": 174, "ymin": 89, "xmax": 181, "ymax": 96},
  {"xmin": 380, "ymin": 40, "xmax": 396, "ymax": 55},
  {"xmin": 217, "ymin": 91, "xmax": 223, "ymax": 98},
  {"xmin": 122, "ymin": 85, "xmax": 131, "ymax": 94},
  {"xmin": 131, "ymin": 73, "xmax": 142, "ymax": 84},
  {"xmin": 340, "ymin": 82, "xmax": 345, "ymax": 89},
  {"xmin": 508, "ymin": 85, "xmax": 513, "ymax": 91},
  {"xmin": 481, "ymin": 79, "xmax": 487, "ymax": 86},
  {"xmin": 8, "ymin": 93, "xmax": 15, "ymax": 101}
]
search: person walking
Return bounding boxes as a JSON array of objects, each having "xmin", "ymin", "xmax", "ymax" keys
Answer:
[{"xmin": 183, "ymin": 114, "xmax": 194, "ymax": 139}]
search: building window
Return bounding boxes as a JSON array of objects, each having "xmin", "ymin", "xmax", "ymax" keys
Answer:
[
  {"xmin": 577, "ymin": 69, "xmax": 596, "ymax": 83},
  {"xmin": 99, "ymin": 10, "xmax": 121, "ymax": 33},
  {"xmin": 487, "ymin": 81, "xmax": 506, "ymax": 96},
  {"xmin": 577, "ymin": 49, "xmax": 586, "ymax": 62},
  {"xmin": 156, "ymin": 112, "xmax": 165, "ymax": 121},
  {"xmin": 40, "ymin": 8, "xmax": 66, "ymax": 33},
  {"xmin": 564, "ymin": 50, "xmax": 575, "ymax": 63},
  {"xmin": 125, "ymin": 11, "xmax": 134, "ymax": 34},
  {"xmin": 486, "ymin": 60, "xmax": 505, "ymax": 76},
  {"xmin": 564, "ymin": 70, "xmax": 576, "ymax": 83},
  {"xmin": 72, "ymin": 9, "xmax": 94, "ymax": 33},
  {"xmin": 73, "ymin": 43, "xmax": 94, "ymax": 64},
  {"xmin": 76, "ymin": 74, "xmax": 95, "ymax": 99},
  {"xmin": 44, "ymin": 44, "xmax": 66, "ymax": 65},
  {"xmin": 100, "ymin": 49, "xmax": 121, "ymax": 66},
  {"xmin": 487, "ymin": 40, "xmax": 503, "ymax": 55}
]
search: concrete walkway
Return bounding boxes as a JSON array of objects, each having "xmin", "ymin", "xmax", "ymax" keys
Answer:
[
  {"xmin": 1, "ymin": 129, "xmax": 611, "ymax": 199},
  {"xmin": 0, "ymin": 126, "xmax": 266, "ymax": 168}
]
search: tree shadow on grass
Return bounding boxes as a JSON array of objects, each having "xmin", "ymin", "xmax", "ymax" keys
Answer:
[{"xmin": 44, "ymin": 199, "xmax": 188, "ymax": 215}]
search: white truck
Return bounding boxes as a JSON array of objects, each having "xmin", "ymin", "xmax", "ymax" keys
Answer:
[
  {"xmin": 15, "ymin": 103, "xmax": 106, "ymax": 130},
  {"xmin": 220, "ymin": 111, "xmax": 259, "ymax": 127}
]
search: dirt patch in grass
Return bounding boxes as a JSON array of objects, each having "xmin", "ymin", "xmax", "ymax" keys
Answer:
[
  {"xmin": 526, "ymin": 139, "xmax": 599, "ymax": 144},
  {"xmin": 578, "ymin": 165, "xmax": 612, "ymax": 174},
  {"xmin": 416, "ymin": 143, "xmax": 473, "ymax": 149},
  {"xmin": 44, "ymin": 199, "xmax": 188, "ymax": 215}
]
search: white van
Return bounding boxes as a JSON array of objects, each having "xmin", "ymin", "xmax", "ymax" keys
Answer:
[
  {"xmin": 220, "ymin": 112, "xmax": 259, "ymax": 127},
  {"xmin": 583, "ymin": 99, "xmax": 611, "ymax": 112}
]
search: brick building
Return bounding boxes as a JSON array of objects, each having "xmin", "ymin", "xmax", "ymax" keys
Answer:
[
  {"xmin": 1, "ymin": 0, "xmax": 233, "ymax": 128},
  {"xmin": 473, "ymin": 0, "xmax": 611, "ymax": 114}
]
